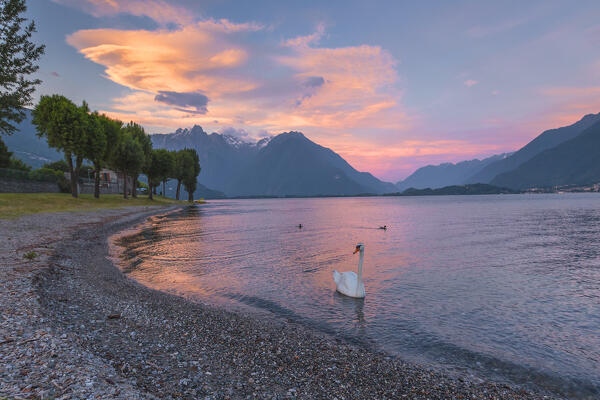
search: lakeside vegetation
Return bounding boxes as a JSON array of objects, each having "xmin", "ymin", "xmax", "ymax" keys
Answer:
[
  {"xmin": 384, "ymin": 183, "xmax": 519, "ymax": 196},
  {"xmin": 0, "ymin": 193, "xmax": 183, "ymax": 219},
  {"xmin": 0, "ymin": 2, "xmax": 202, "ymax": 203}
]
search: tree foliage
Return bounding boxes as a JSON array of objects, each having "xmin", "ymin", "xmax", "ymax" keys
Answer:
[
  {"xmin": 181, "ymin": 148, "xmax": 201, "ymax": 202},
  {"xmin": 147, "ymin": 148, "xmax": 174, "ymax": 200},
  {"xmin": 0, "ymin": 137, "xmax": 11, "ymax": 167},
  {"xmin": 0, "ymin": 0, "xmax": 45, "ymax": 136},
  {"xmin": 9, "ymin": 156, "xmax": 29, "ymax": 171},
  {"xmin": 111, "ymin": 130, "xmax": 144, "ymax": 199},
  {"xmin": 43, "ymin": 159, "xmax": 69, "ymax": 172},
  {"xmin": 122, "ymin": 121, "xmax": 151, "ymax": 197},
  {"xmin": 32, "ymin": 95, "xmax": 87, "ymax": 197}
]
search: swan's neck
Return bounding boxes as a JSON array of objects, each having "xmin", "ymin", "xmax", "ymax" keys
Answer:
[{"xmin": 357, "ymin": 250, "xmax": 364, "ymax": 285}]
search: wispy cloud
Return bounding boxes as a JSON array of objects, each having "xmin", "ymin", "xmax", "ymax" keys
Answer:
[
  {"xmin": 65, "ymin": 12, "xmax": 410, "ymax": 137},
  {"xmin": 52, "ymin": 0, "xmax": 193, "ymax": 25},
  {"xmin": 283, "ymin": 23, "xmax": 325, "ymax": 47},
  {"xmin": 57, "ymin": 1, "xmax": 420, "ymax": 179},
  {"xmin": 467, "ymin": 17, "xmax": 528, "ymax": 38},
  {"xmin": 464, "ymin": 79, "xmax": 478, "ymax": 87}
]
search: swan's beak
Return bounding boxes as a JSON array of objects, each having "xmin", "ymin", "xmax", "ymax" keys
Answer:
[{"xmin": 353, "ymin": 246, "xmax": 360, "ymax": 254}]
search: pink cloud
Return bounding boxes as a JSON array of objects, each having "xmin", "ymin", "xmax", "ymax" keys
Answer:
[
  {"xmin": 464, "ymin": 79, "xmax": 478, "ymax": 87},
  {"xmin": 60, "ymin": 5, "xmax": 419, "ymax": 179},
  {"xmin": 67, "ymin": 24, "xmax": 257, "ymax": 95},
  {"xmin": 66, "ymin": 19, "xmax": 411, "ymax": 135}
]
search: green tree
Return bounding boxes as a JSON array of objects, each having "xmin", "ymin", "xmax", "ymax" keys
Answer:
[
  {"xmin": 32, "ymin": 95, "xmax": 87, "ymax": 198},
  {"xmin": 123, "ymin": 122, "xmax": 151, "ymax": 198},
  {"xmin": 43, "ymin": 159, "xmax": 69, "ymax": 172},
  {"xmin": 173, "ymin": 149, "xmax": 192, "ymax": 200},
  {"xmin": 9, "ymin": 156, "xmax": 29, "ymax": 171},
  {"xmin": 42, "ymin": 159, "xmax": 69, "ymax": 191},
  {"xmin": 111, "ymin": 130, "xmax": 144, "ymax": 199},
  {"xmin": 181, "ymin": 149, "xmax": 201, "ymax": 202},
  {"xmin": 161, "ymin": 150, "xmax": 175, "ymax": 197},
  {"xmin": 84, "ymin": 111, "xmax": 122, "ymax": 198},
  {"xmin": 91, "ymin": 114, "xmax": 121, "ymax": 198},
  {"xmin": 82, "ymin": 110, "xmax": 104, "ymax": 198},
  {"xmin": 147, "ymin": 149, "xmax": 174, "ymax": 200},
  {"xmin": 0, "ymin": 137, "xmax": 11, "ymax": 167},
  {"xmin": 0, "ymin": 0, "xmax": 45, "ymax": 136}
]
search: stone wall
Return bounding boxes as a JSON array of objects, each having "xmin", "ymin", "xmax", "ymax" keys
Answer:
[{"xmin": 0, "ymin": 178, "xmax": 60, "ymax": 193}]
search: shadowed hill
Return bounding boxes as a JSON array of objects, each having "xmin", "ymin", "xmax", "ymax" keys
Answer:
[
  {"xmin": 492, "ymin": 119, "xmax": 600, "ymax": 189},
  {"xmin": 467, "ymin": 113, "xmax": 600, "ymax": 184}
]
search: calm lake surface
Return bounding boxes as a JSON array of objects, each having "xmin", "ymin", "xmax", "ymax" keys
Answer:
[{"xmin": 117, "ymin": 194, "xmax": 600, "ymax": 398}]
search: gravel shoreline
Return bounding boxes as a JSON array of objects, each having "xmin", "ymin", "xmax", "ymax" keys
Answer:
[{"xmin": 1, "ymin": 206, "xmax": 558, "ymax": 399}]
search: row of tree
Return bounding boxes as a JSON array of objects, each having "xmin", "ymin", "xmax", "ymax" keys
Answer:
[{"xmin": 32, "ymin": 94, "xmax": 200, "ymax": 201}]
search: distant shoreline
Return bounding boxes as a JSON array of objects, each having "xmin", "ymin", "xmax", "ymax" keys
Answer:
[{"xmin": 219, "ymin": 185, "xmax": 600, "ymax": 200}]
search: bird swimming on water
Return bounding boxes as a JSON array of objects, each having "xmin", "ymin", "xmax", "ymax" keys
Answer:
[
  {"xmin": 298, "ymin": 224, "xmax": 303, "ymax": 229},
  {"xmin": 333, "ymin": 243, "xmax": 366, "ymax": 298},
  {"xmin": 379, "ymin": 225, "xmax": 387, "ymax": 230}
]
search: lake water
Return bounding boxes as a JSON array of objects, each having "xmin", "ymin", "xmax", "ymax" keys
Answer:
[{"xmin": 115, "ymin": 194, "xmax": 600, "ymax": 398}]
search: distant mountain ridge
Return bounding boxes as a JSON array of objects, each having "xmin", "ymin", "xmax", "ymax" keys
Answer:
[
  {"xmin": 230, "ymin": 131, "xmax": 397, "ymax": 196},
  {"xmin": 398, "ymin": 112, "xmax": 600, "ymax": 191},
  {"xmin": 395, "ymin": 152, "xmax": 512, "ymax": 191},
  {"xmin": 467, "ymin": 113, "xmax": 600, "ymax": 184},
  {"xmin": 153, "ymin": 129, "xmax": 397, "ymax": 196},
  {"xmin": 491, "ymin": 118, "xmax": 600, "ymax": 189},
  {"xmin": 150, "ymin": 125, "xmax": 269, "ymax": 194},
  {"xmin": 3, "ymin": 109, "xmax": 63, "ymax": 169},
  {"xmin": 9, "ymin": 107, "xmax": 600, "ymax": 195}
]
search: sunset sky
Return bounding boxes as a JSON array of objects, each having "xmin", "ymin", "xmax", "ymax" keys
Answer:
[{"xmin": 26, "ymin": 0, "xmax": 600, "ymax": 181}]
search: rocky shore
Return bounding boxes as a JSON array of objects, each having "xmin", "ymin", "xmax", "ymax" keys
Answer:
[{"xmin": 1, "ymin": 206, "xmax": 558, "ymax": 399}]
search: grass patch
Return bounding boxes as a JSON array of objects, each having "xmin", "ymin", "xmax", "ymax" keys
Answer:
[
  {"xmin": 23, "ymin": 251, "xmax": 38, "ymax": 260},
  {"xmin": 0, "ymin": 193, "xmax": 185, "ymax": 219}
]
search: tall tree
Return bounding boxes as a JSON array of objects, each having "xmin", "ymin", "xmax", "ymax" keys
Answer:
[
  {"xmin": 173, "ymin": 149, "xmax": 188, "ymax": 200},
  {"xmin": 123, "ymin": 121, "xmax": 151, "ymax": 198},
  {"xmin": 181, "ymin": 149, "xmax": 201, "ymax": 202},
  {"xmin": 81, "ymin": 106, "xmax": 105, "ymax": 198},
  {"xmin": 32, "ymin": 95, "xmax": 87, "ymax": 198},
  {"xmin": 111, "ymin": 131, "xmax": 144, "ymax": 199},
  {"xmin": 161, "ymin": 150, "xmax": 175, "ymax": 197},
  {"xmin": 88, "ymin": 112, "xmax": 121, "ymax": 198},
  {"xmin": 147, "ymin": 149, "xmax": 173, "ymax": 200},
  {"xmin": 0, "ymin": 0, "xmax": 45, "ymax": 136},
  {"xmin": 0, "ymin": 137, "xmax": 12, "ymax": 167}
]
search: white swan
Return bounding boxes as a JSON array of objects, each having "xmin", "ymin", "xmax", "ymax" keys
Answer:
[{"xmin": 333, "ymin": 243, "xmax": 366, "ymax": 298}]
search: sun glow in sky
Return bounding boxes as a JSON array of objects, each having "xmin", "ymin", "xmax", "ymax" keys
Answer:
[{"xmin": 27, "ymin": 0, "xmax": 600, "ymax": 181}]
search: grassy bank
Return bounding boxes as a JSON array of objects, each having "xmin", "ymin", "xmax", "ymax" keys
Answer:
[{"xmin": 0, "ymin": 193, "xmax": 184, "ymax": 219}]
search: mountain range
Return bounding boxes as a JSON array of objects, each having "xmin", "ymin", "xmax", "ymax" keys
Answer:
[
  {"xmin": 4, "ymin": 111, "xmax": 397, "ymax": 197},
  {"xmin": 3, "ymin": 109, "xmax": 62, "ymax": 169},
  {"xmin": 5, "ymin": 108, "xmax": 600, "ymax": 195},
  {"xmin": 395, "ymin": 152, "xmax": 512, "ymax": 191},
  {"xmin": 397, "ymin": 112, "xmax": 600, "ymax": 190},
  {"xmin": 466, "ymin": 113, "xmax": 600, "ymax": 184},
  {"xmin": 491, "ymin": 117, "xmax": 600, "ymax": 189},
  {"xmin": 152, "ymin": 127, "xmax": 397, "ymax": 196}
]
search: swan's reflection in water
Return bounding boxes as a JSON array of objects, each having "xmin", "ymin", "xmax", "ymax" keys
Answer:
[{"xmin": 333, "ymin": 291, "xmax": 366, "ymax": 324}]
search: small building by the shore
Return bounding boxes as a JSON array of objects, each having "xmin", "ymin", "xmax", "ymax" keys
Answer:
[{"xmin": 66, "ymin": 169, "xmax": 134, "ymax": 195}]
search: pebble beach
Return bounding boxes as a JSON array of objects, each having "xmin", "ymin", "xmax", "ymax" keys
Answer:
[{"xmin": 0, "ymin": 205, "xmax": 559, "ymax": 399}]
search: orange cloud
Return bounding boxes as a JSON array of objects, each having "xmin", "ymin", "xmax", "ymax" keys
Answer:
[
  {"xmin": 66, "ymin": 19, "xmax": 411, "ymax": 134},
  {"xmin": 61, "ymin": 5, "xmax": 420, "ymax": 179},
  {"xmin": 67, "ymin": 23, "xmax": 257, "ymax": 96}
]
